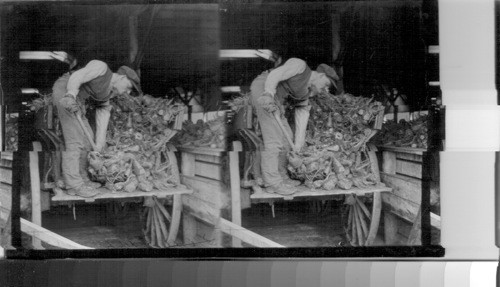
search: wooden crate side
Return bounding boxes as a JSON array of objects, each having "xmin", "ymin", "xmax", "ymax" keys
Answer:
[
  {"xmin": 383, "ymin": 211, "xmax": 409, "ymax": 245},
  {"xmin": 20, "ymin": 218, "xmax": 93, "ymax": 249},
  {"xmin": 0, "ymin": 159, "xmax": 12, "ymax": 168},
  {"xmin": 219, "ymin": 218, "xmax": 284, "ymax": 248},
  {"xmin": 380, "ymin": 172, "xmax": 421, "ymax": 205},
  {"xmin": 396, "ymin": 160, "xmax": 422, "ymax": 179},
  {"xmin": 194, "ymin": 161, "xmax": 223, "ymax": 181},
  {"xmin": 195, "ymin": 154, "xmax": 222, "ymax": 164},
  {"xmin": 382, "ymin": 193, "xmax": 420, "ymax": 224},
  {"xmin": 396, "ymin": 152, "xmax": 423, "ymax": 162},
  {"xmin": 195, "ymin": 217, "xmax": 222, "ymax": 247},
  {"xmin": 0, "ymin": 167, "xmax": 12, "ymax": 185},
  {"xmin": 181, "ymin": 175, "xmax": 230, "ymax": 209},
  {"xmin": 182, "ymin": 195, "xmax": 221, "ymax": 226}
]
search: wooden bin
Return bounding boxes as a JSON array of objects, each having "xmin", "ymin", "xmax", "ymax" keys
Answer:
[
  {"xmin": 378, "ymin": 146, "xmax": 440, "ymax": 245},
  {"xmin": 178, "ymin": 142, "xmax": 283, "ymax": 248},
  {"xmin": 0, "ymin": 150, "xmax": 92, "ymax": 250}
]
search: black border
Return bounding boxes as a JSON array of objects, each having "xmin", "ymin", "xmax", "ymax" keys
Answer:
[{"xmin": 6, "ymin": 246, "xmax": 445, "ymax": 259}]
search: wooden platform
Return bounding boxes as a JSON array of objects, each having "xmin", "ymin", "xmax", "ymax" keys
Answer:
[
  {"xmin": 377, "ymin": 145, "xmax": 426, "ymax": 155},
  {"xmin": 250, "ymin": 184, "xmax": 392, "ymax": 204},
  {"xmin": 51, "ymin": 185, "xmax": 193, "ymax": 203}
]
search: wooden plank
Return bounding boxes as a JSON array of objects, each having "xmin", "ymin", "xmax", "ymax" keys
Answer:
[
  {"xmin": 382, "ymin": 194, "xmax": 420, "ymax": 224},
  {"xmin": 385, "ymin": 210, "xmax": 441, "ymax": 245},
  {"xmin": 195, "ymin": 218, "xmax": 222, "ymax": 247},
  {"xmin": 368, "ymin": 150, "xmax": 381, "ymax": 182},
  {"xmin": 0, "ymin": 159, "xmax": 12, "ymax": 168},
  {"xmin": 396, "ymin": 160, "xmax": 422, "ymax": 179},
  {"xmin": 229, "ymin": 141, "xmax": 242, "ymax": 247},
  {"xmin": 181, "ymin": 175, "xmax": 229, "ymax": 209},
  {"xmin": 384, "ymin": 211, "xmax": 400, "ymax": 245},
  {"xmin": 194, "ymin": 161, "xmax": 222, "ymax": 180},
  {"xmin": 166, "ymin": 145, "xmax": 181, "ymax": 185},
  {"xmin": 0, "ymin": 152, "xmax": 13, "ymax": 161},
  {"xmin": 195, "ymin": 154, "xmax": 221, "ymax": 164},
  {"xmin": 431, "ymin": 212, "xmax": 441, "ymax": 230},
  {"xmin": 181, "ymin": 152, "xmax": 196, "ymax": 177},
  {"xmin": 219, "ymin": 218, "xmax": 284, "ymax": 248},
  {"xmin": 0, "ymin": 184, "xmax": 11, "ymax": 210},
  {"xmin": 250, "ymin": 184, "xmax": 391, "ymax": 203},
  {"xmin": 30, "ymin": 143, "xmax": 43, "ymax": 249},
  {"xmin": 365, "ymin": 192, "xmax": 382, "ymax": 246},
  {"xmin": 177, "ymin": 146, "xmax": 225, "ymax": 157},
  {"xmin": 0, "ymin": 167, "xmax": 12, "ymax": 184},
  {"xmin": 407, "ymin": 207, "xmax": 422, "ymax": 245},
  {"xmin": 20, "ymin": 218, "xmax": 93, "ymax": 249},
  {"xmin": 382, "ymin": 151, "xmax": 397, "ymax": 174},
  {"xmin": 378, "ymin": 146, "xmax": 426, "ymax": 155},
  {"xmin": 182, "ymin": 195, "xmax": 221, "ymax": 226},
  {"xmin": 51, "ymin": 186, "xmax": 192, "ymax": 203},
  {"xmin": 380, "ymin": 173, "xmax": 421, "ymax": 204},
  {"xmin": 396, "ymin": 152, "xmax": 423, "ymax": 163},
  {"xmin": 167, "ymin": 193, "xmax": 182, "ymax": 245},
  {"xmin": 182, "ymin": 213, "xmax": 198, "ymax": 245}
]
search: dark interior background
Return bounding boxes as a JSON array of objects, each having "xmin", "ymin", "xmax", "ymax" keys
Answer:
[
  {"xmin": 1, "ymin": 3, "xmax": 220, "ymax": 110},
  {"xmin": 1, "ymin": 1, "xmax": 436, "ymax": 111},
  {"xmin": 220, "ymin": 0, "xmax": 432, "ymax": 110}
]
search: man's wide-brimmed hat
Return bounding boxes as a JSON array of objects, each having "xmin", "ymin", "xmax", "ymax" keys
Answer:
[
  {"xmin": 117, "ymin": 66, "xmax": 142, "ymax": 95},
  {"xmin": 316, "ymin": 63, "xmax": 339, "ymax": 89}
]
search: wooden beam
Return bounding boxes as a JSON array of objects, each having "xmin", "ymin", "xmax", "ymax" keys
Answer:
[
  {"xmin": 229, "ymin": 141, "xmax": 242, "ymax": 247},
  {"xmin": 380, "ymin": 172, "xmax": 421, "ymax": 205},
  {"xmin": 396, "ymin": 160, "xmax": 422, "ymax": 179},
  {"xmin": 382, "ymin": 151, "xmax": 397, "ymax": 174},
  {"xmin": 219, "ymin": 218, "xmax": 284, "ymax": 248},
  {"xmin": 51, "ymin": 186, "xmax": 192, "ymax": 203},
  {"xmin": 181, "ymin": 152, "xmax": 196, "ymax": 177},
  {"xmin": 166, "ymin": 193, "xmax": 182, "ymax": 245},
  {"xmin": 180, "ymin": 175, "xmax": 229, "ymax": 209},
  {"xmin": 29, "ymin": 142, "xmax": 43, "ymax": 249},
  {"xmin": 20, "ymin": 218, "xmax": 93, "ymax": 249},
  {"xmin": 378, "ymin": 146, "xmax": 425, "ymax": 155},
  {"xmin": 182, "ymin": 195, "xmax": 221, "ymax": 226},
  {"xmin": 194, "ymin": 161, "xmax": 222, "ymax": 180},
  {"xmin": 0, "ymin": 168, "xmax": 11, "ymax": 184}
]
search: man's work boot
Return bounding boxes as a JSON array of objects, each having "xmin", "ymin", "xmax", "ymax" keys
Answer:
[
  {"xmin": 255, "ymin": 177, "xmax": 265, "ymax": 187},
  {"xmin": 278, "ymin": 151, "xmax": 300, "ymax": 186},
  {"xmin": 266, "ymin": 182, "xmax": 296, "ymax": 196},
  {"xmin": 79, "ymin": 151, "xmax": 102, "ymax": 188},
  {"xmin": 67, "ymin": 185, "xmax": 100, "ymax": 198},
  {"xmin": 282, "ymin": 177, "xmax": 301, "ymax": 187},
  {"xmin": 84, "ymin": 180, "xmax": 102, "ymax": 189}
]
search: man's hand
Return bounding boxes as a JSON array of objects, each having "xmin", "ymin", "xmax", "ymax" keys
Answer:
[
  {"xmin": 257, "ymin": 92, "xmax": 278, "ymax": 113},
  {"xmin": 59, "ymin": 95, "xmax": 80, "ymax": 114}
]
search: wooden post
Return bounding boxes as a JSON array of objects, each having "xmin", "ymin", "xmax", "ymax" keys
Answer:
[
  {"xmin": 181, "ymin": 153, "xmax": 196, "ymax": 177},
  {"xmin": 167, "ymin": 194, "xmax": 182, "ymax": 245},
  {"xmin": 407, "ymin": 207, "xmax": 422, "ymax": 245},
  {"xmin": 30, "ymin": 141, "xmax": 43, "ymax": 249},
  {"xmin": 382, "ymin": 151, "xmax": 397, "ymax": 174},
  {"xmin": 182, "ymin": 213, "xmax": 197, "ymax": 245},
  {"xmin": 180, "ymin": 150, "xmax": 198, "ymax": 245},
  {"xmin": 381, "ymin": 149, "xmax": 400, "ymax": 245},
  {"xmin": 384, "ymin": 211, "xmax": 399, "ymax": 245},
  {"xmin": 229, "ymin": 141, "xmax": 242, "ymax": 247}
]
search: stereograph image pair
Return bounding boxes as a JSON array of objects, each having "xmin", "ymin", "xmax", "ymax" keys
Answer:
[{"xmin": 0, "ymin": 1, "xmax": 442, "ymax": 255}]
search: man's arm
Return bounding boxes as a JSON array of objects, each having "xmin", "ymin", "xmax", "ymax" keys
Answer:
[
  {"xmin": 66, "ymin": 60, "xmax": 108, "ymax": 98},
  {"xmin": 263, "ymin": 58, "xmax": 307, "ymax": 97}
]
